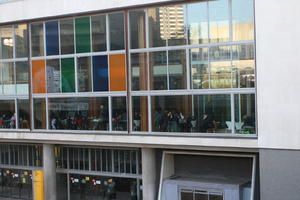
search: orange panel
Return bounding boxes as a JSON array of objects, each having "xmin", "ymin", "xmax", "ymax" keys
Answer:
[
  {"xmin": 109, "ymin": 54, "xmax": 126, "ymax": 91},
  {"xmin": 32, "ymin": 60, "xmax": 46, "ymax": 93}
]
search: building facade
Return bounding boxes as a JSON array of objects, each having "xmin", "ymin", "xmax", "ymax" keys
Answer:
[{"xmin": 0, "ymin": 0, "xmax": 299, "ymax": 199}]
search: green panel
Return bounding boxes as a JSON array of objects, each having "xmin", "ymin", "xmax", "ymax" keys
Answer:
[
  {"xmin": 61, "ymin": 58, "xmax": 75, "ymax": 92},
  {"xmin": 75, "ymin": 17, "xmax": 91, "ymax": 53}
]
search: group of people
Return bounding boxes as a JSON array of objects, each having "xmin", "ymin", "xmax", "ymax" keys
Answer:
[{"xmin": 0, "ymin": 113, "xmax": 16, "ymax": 129}]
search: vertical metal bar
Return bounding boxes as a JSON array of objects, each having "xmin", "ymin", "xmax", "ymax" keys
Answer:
[
  {"xmin": 100, "ymin": 149, "xmax": 103, "ymax": 172},
  {"xmin": 15, "ymin": 98, "xmax": 18, "ymax": 129},
  {"xmin": 106, "ymin": 14, "xmax": 110, "ymax": 52},
  {"xmin": 145, "ymin": 8, "xmax": 149, "ymax": 49},
  {"xmin": 108, "ymin": 96, "xmax": 112, "ymax": 131},
  {"xmin": 148, "ymin": 95, "xmax": 152, "ymax": 132},
  {"xmin": 88, "ymin": 148, "xmax": 91, "ymax": 171},
  {"xmin": 231, "ymin": 93, "xmax": 235, "ymax": 134},
  {"xmin": 46, "ymin": 97, "xmax": 49, "ymax": 129},
  {"xmin": 67, "ymin": 172, "xmax": 71, "ymax": 200},
  {"xmin": 27, "ymin": 22, "xmax": 33, "ymax": 130},
  {"xmin": 186, "ymin": 48, "xmax": 190, "ymax": 90},
  {"xmin": 111, "ymin": 149, "xmax": 115, "ymax": 172}
]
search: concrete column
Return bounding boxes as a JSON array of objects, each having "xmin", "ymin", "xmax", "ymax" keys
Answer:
[
  {"xmin": 43, "ymin": 144, "xmax": 57, "ymax": 200},
  {"xmin": 142, "ymin": 148, "xmax": 157, "ymax": 200}
]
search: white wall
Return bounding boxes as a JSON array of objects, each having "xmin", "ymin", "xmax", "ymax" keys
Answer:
[{"xmin": 256, "ymin": 0, "xmax": 300, "ymax": 149}]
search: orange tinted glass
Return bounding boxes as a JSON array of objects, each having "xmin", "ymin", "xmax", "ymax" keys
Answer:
[
  {"xmin": 32, "ymin": 60, "xmax": 46, "ymax": 93},
  {"xmin": 109, "ymin": 54, "xmax": 126, "ymax": 91}
]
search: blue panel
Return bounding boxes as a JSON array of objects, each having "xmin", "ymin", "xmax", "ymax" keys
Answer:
[
  {"xmin": 45, "ymin": 21, "xmax": 59, "ymax": 55},
  {"xmin": 93, "ymin": 55, "xmax": 108, "ymax": 91}
]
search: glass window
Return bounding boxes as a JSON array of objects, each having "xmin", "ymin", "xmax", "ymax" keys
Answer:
[
  {"xmin": 32, "ymin": 60, "xmax": 46, "ymax": 93},
  {"xmin": 109, "ymin": 12, "xmax": 125, "ymax": 50},
  {"xmin": 132, "ymin": 96, "xmax": 148, "ymax": 131},
  {"xmin": 148, "ymin": 7, "xmax": 167, "ymax": 47},
  {"xmin": 91, "ymin": 15, "xmax": 107, "ymax": 52},
  {"xmin": 45, "ymin": 21, "xmax": 59, "ymax": 55},
  {"xmin": 14, "ymin": 24, "xmax": 28, "ymax": 58},
  {"xmin": 0, "ymin": 26, "xmax": 13, "ymax": 59},
  {"xmin": 46, "ymin": 59, "xmax": 60, "ymax": 93},
  {"xmin": 75, "ymin": 17, "xmax": 91, "ymax": 53},
  {"xmin": 149, "ymin": 51, "xmax": 167, "ymax": 90},
  {"xmin": 168, "ymin": 49, "xmax": 186, "ymax": 89},
  {"xmin": 92, "ymin": 55, "xmax": 108, "ymax": 91},
  {"xmin": 167, "ymin": 5, "xmax": 187, "ymax": 46},
  {"xmin": 209, "ymin": 0, "xmax": 230, "ymax": 43},
  {"xmin": 0, "ymin": 100, "xmax": 15, "ymax": 129},
  {"xmin": 34, "ymin": 98, "xmax": 46, "ymax": 129},
  {"xmin": 61, "ymin": 58, "xmax": 75, "ymax": 93},
  {"xmin": 0, "ymin": 63, "xmax": 2, "ymax": 94},
  {"xmin": 109, "ymin": 54, "xmax": 126, "ymax": 91},
  {"xmin": 190, "ymin": 48, "xmax": 209, "ymax": 89},
  {"xmin": 16, "ymin": 61, "xmax": 29, "ymax": 94},
  {"xmin": 131, "ymin": 53, "xmax": 148, "ymax": 91},
  {"xmin": 112, "ymin": 96, "xmax": 127, "ymax": 131},
  {"xmin": 60, "ymin": 19, "xmax": 75, "ymax": 54},
  {"xmin": 232, "ymin": 0, "xmax": 254, "ymax": 41},
  {"xmin": 129, "ymin": 10, "xmax": 146, "ymax": 49},
  {"xmin": 31, "ymin": 23, "xmax": 44, "ymax": 57},
  {"xmin": 2, "ymin": 62, "xmax": 15, "ymax": 94},
  {"xmin": 235, "ymin": 94, "xmax": 255, "ymax": 134},
  {"xmin": 17, "ymin": 99, "xmax": 30, "ymax": 129},
  {"xmin": 187, "ymin": 2, "xmax": 209, "ymax": 44},
  {"xmin": 77, "ymin": 56, "xmax": 92, "ymax": 92}
]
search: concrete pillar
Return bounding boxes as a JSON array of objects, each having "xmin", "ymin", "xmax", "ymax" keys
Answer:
[
  {"xmin": 43, "ymin": 144, "xmax": 57, "ymax": 200},
  {"xmin": 142, "ymin": 148, "xmax": 157, "ymax": 200}
]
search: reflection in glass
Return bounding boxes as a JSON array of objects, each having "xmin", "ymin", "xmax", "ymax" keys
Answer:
[
  {"xmin": 0, "ymin": 26, "xmax": 13, "ymax": 59},
  {"xmin": 129, "ymin": 10, "xmax": 146, "ymax": 49},
  {"xmin": 47, "ymin": 59, "xmax": 60, "ymax": 93},
  {"xmin": 131, "ymin": 53, "xmax": 147, "ymax": 91},
  {"xmin": 16, "ymin": 61, "xmax": 28, "ymax": 94},
  {"xmin": 235, "ymin": 94, "xmax": 255, "ymax": 134},
  {"xmin": 149, "ymin": 51, "xmax": 167, "ymax": 90},
  {"xmin": 232, "ymin": 0, "xmax": 254, "ymax": 41},
  {"xmin": 34, "ymin": 98, "xmax": 46, "ymax": 129},
  {"xmin": 31, "ymin": 23, "xmax": 44, "ymax": 57},
  {"xmin": 48, "ymin": 97, "xmax": 108, "ymax": 130},
  {"xmin": 168, "ymin": 50, "xmax": 186, "ymax": 89},
  {"xmin": 112, "ymin": 97, "xmax": 127, "ymax": 131},
  {"xmin": 191, "ymin": 48, "xmax": 209, "ymax": 89},
  {"xmin": 210, "ymin": 46, "xmax": 231, "ymax": 88},
  {"xmin": 187, "ymin": 2, "xmax": 208, "ymax": 44},
  {"xmin": 167, "ymin": 5, "xmax": 186, "ymax": 46},
  {"xmin": 209, "ymin": 0, "xmax": 229, "ymax": 43},
  {"xmin": 148, "ymin": 7, "xmax": 167, "ymax": 47},
  {"xmin": 109, "ymin": 12, "xmax": 124, "ymax": 50},
  {"xmin": 132, "ymin": 96, "xmax": 148, "ymax": 131},
  {"xmin": 45, "ymin": 21, "xmax": 59, "ymax": 55},
  {"xmin": 60, "ymin": 19, "xmax": 75, "ymax": 54},
  {"xmin": 0, "ymin": 100, "xmax": 15, "ymax": 129},
  {"xmin": 14, "ymin": 24, "xmax": 28, "ymax": 58},
  {"xmin": 1, "ymin": 62, "xmax": 15, "ymax": 94},
  {"xmin": 18, "ymin": 99, "xmax": 30, "ymax": 129},
  {"xmin": 77, "ymin": 57, "xmax": 92, "ymax": 92},
  {"xmin": 91, "ymin": 15, "xmax": 107, "ymax": 52}
]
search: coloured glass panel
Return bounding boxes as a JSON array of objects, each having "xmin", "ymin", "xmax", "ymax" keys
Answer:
[
  {"xmin": 61, "ymin": 58, "xmax": 75, "ymax": 93},
  {"xmin": 93, "ymin": 55, "xmax": 108, "ymax": 91},
  {"xmin": 32, "ymin": 60, "xmax": 46, "ymax": 93},
  {"xmin": 109, "ymin": 54, "xmax": 126, "ymax": 91},
  {"xmin": 45, "ymin": 21, "xmax": 59, "ymax": 55},
  {"xmin": 75, "ymin": 17, "xmax": 91, "ymax": 53}
]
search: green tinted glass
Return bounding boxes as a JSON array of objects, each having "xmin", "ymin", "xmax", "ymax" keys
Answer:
[
  {"xmin": 75, "ymin": 17, "xmax": 91, "ymax": 53},
  {"xmin": 61, "ymin": 58, "xmax": 75, "ymax": 92}
]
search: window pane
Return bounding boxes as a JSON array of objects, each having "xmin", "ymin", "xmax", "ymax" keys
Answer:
[
  {"xmin": 148, "ymin": 7, "xmax": 167, "ymax": 47},
  {"xmin": 109, "ymin": 12, "xmax": 125, "ymax": 50},
  {"xmin": 0, "ymin": 26, "xmax": 13, "ymax": 59},
  {"xmin": 167, "ymin": 5, "xmax": 186, "ymax": 46},
  {"xmin": 132, "ymin": 96, "xmax": 148, "ymax": 131},
  {"xmin": 34, "ymin": 98, "xmax": 46, "ymax": 129},
  {"xmin": 46, "ymin": 59, "xmax": 60, "ymax": 93},
  {"xmin": 168, "ymin": 49, "xmax": 186, "ymax": 89},
  {"xmin": 60, "ymin": 19, "xmax": 75, "ymax": 54},
  {"xmin": 109, "ymin": 54, "xmax": 126, "ymax": 91},
  {"xmin": 235, "ymin": 94, "xmax": 255, "ymax": 134},
  {"xmin": 131, "ymin": 53, "xmax": 148, "ymax": 91},
  {"xmin": 187, "ymin": 2, "xmax": 209, "ymax": 44},
  {"xmin": 209, "ymin": 0, "xmax": 229, "ymax": 43},
  {"xmin": 129, "ymin": 10, "xmax": 146, "ymax": 49},
  {"xmin": 0, "ymin": 64, "xmax": 2, "ymax": 94},
  {"xmin": 75, "ymin": 17, "xmax": 91, "ymax": 53},
  {"xmin": 150, "ymin": 51, "xmax": 167, "ymax": 90},
  {"xmin": 31, "ymin": 23, "xmax": 44, "ymax": 57},
  {"xmin": 18, "ymin": 99, "xmax": 30, "ymax": 129},
  {"xmin": 77, "ymin": 57, "xmax": 92, "ymax": 92},
  {"xmin": 2, "ymin": 62, "xmax": 15, "ymax": 94},
  {"xmin": 0, "ymin": 100, "xmax": 15, "ymax": 129},
  {"xmin": 32, "ymin": 60, "xmax": 46, "ymax": 93},
  {"xmin": 191, "ymin": 48, "xmax": 209, "ymax": 89},
  {"xmin": 210, "ymin": 194, "xmax": 223, "ymax": 200},
  {"xmin": 61, "ymin": 58, "xmax": 75, "ymax": 93},
  {"xmin": 112, "ymin": 97, "xmax": 127, "ymax": 131},
  {"xmin": 195, "ymin": 193, "xmax": 208, "ymax": 200},
  {"xmin": 16, "ymin": 61, "xmax": 29, "ymax": 94},
  {"xmin": 14, "ymin": 24, "xmax": 28, "ymax": 58},
  {"xmin": 45, "ymin": 21, "xmax": 59, "ymax": 55},
  {"xmin": 92, "ymin": 55, "xmax": 108, "ymax": 92},
  {"xmin": 181, "ymin": 191, "xmax": 193, "ymax": 200},
  {"xmin": 210, "ymin": 46, "xmax": 231, "ymax": 88},
  {"xmin": 232, "ymin": 0, "xmax": 254, "ymax": 41},
  {"xmin": 91, "ymin": 15, "xmax": 107, "ymax": 52}
]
